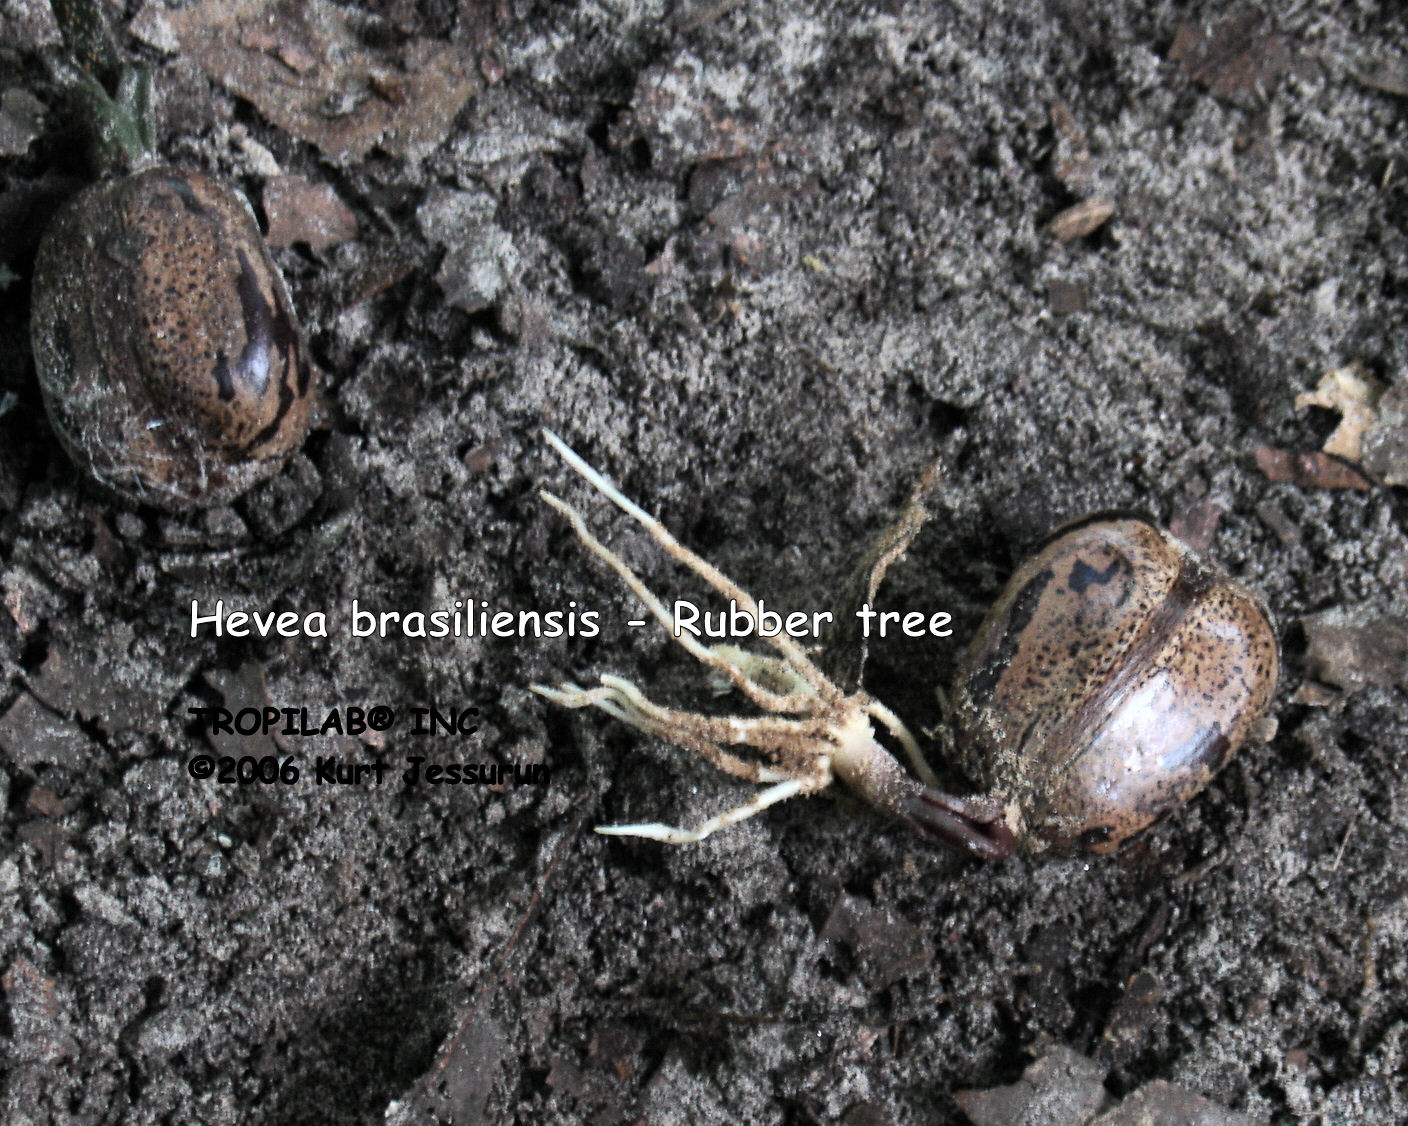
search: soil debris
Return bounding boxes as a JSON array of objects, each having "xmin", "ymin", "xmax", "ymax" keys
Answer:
[
  {"xmin": 262, "ymin": 175, "xmax": 358, "ymax": 251},
  {"xmin": 130, "ymin": 0, "xmax": 480, "ymax": 160}
]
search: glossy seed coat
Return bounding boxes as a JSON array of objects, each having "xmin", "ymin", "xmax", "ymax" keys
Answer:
[
  {"xmin": 31, "ymin": 165, "xmax": 314, "ymax": 509},
  {"xmin": 952, "ymin": 515, "xmax": 1279, "ymax": 855}
]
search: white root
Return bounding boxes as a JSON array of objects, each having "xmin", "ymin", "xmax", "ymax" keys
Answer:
[{"xmin": 531, "ymin": 429, "xmax": 938, "ymax": 842}]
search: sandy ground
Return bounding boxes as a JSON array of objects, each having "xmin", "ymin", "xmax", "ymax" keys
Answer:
[{"xmin": 1, "ymin": 0, "xmax": 1407, "ymax": 1122}]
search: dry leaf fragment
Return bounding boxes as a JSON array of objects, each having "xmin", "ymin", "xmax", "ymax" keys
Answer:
[
  {"xmin": 1356, "ymin": 56, "xmax": 1408, "ymax": 98},
  {"xmin": 1047, "ymin": 198, "xmax": 1114, "ymax": 241},
  {"xmin": 0, "ymin": 693, "xmax": 92, "ymax": 771},
  {"xmin": 1294, "ymin": 362, "xmax": 1385, "ymax": 461},
  {"xmin": 1254, "ymin": 446, "xmax": 1373, "ymax": 491},
  {"xmin": 1091, "ymin": 1081, "xmax": 1263, "ymax": 1126},
  {"xmin": 342, "ymin": 251, "xmax": 416, "ymax": 308},
  {"xmin": 1170, "ymin": 12, "xmax": 1291, "ymax": 105},
  {"xmin": 132, "ymin": 0, "xmax": 480, "ymax": 162},
  {"xmin": 1301, "ymin": 606, "xmax": 1408, "ymax": 694},
  {"xmin": 958, "ymin": 1046, "xmax": 1267, "ymax": 1126},
  {"xmin": 1286, "ymin": 367, "xmax": 1408, "ymax": 486},
  {"xmin": 1291, "ymin": 679, "xmax": 1339, "ymax": 707},
  {"xmin": 957, "ymin": 1046, "xmax": 1110, "ymax": 1125},
  {"xmin": 262, "ymin": 175, "xmax": 357, "ymax": 250},
  {"xmin": 25, "ymin": 635, "xmax": 182, "ymax": 733},
  {"xmin": 385, "ymin": 1009, "xmax": 508, "ymax": 1125},
  {"xmin": 1169, "ymin": 496, "xmax": 1226, "ymax": 554}
]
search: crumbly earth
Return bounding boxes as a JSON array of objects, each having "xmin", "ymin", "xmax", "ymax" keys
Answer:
[{"xmin": 0, "ymin": 1, "xmax": 1406, "ymax": 1123}]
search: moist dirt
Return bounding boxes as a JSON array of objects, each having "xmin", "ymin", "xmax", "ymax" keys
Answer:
[{"xmin": 0, "ymin": 1, "xmax": 1406, "ymax": 1123}]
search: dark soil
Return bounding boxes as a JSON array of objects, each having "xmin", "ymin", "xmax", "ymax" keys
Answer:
[{"xmin": 1, "ymin": 2, "xmax": 1406, "ymax": 1123}]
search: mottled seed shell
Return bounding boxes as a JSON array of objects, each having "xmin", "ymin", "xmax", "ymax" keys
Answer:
[
  {"xmin": 953, "ymin": 515, "xmax": 1278, "ymax": 855},
  {"xmin": 30, "ymin": 166, "xmax": 314, "ymax": 509}
]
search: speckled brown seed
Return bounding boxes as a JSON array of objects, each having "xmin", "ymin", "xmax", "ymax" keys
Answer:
[
  {"xmin": 31, "ymin": 165, "xmax": 314, "ymax": 509},
  {"xmin": 952, "ymin": 514, "xmax": 1279, "ymax": 855}
]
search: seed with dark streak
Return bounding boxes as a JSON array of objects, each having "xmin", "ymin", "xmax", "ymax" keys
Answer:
[
  {"xmin": 951, "ymin": 516, "xmax": 1278, "ymax": 855},
  {"xmin": 30, "ymin": 165, "xmax": 316, "ymax": 509}
]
